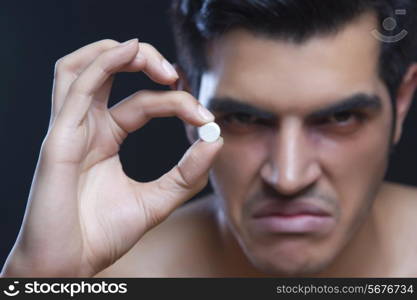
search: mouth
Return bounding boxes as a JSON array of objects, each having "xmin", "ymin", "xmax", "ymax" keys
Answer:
[{"xmin": 250, "ymin": 201, "xmax": 336, "ymax": 234}]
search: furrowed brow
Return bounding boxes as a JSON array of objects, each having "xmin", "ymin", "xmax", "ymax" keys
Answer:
[
  {"xmin": 207, "ymin": 97, "xmax": 276, "ymax": 119},
  {"xmin": 308, "ymin": 93, "xmax": 383, "ymax": 119}
]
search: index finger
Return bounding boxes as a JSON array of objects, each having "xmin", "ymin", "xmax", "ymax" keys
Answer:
[
  {"xmin": 52, "ymin": 39, "xmax": 179, "ymax": 124},
  {"xmin": 57, "ymin": 39, "xmax": 181, "ymax": 127},
  {"xmin": 52, "ymin": 39, "xmax": 120, "ymax": 122}
]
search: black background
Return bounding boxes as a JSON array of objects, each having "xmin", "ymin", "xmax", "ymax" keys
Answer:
[{"xmin": 1, "ymin": 0, "xmax": 416, "ymax": 270}]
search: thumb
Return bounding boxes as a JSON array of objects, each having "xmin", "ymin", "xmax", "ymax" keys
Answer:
[{"xmin": 136, "ymin": 137, "xmax": 223, "ymax": 228}]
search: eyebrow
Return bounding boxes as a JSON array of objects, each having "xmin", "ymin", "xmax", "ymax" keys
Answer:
[
  {"xmin": 307, "ymin": 93, "xmax": 383, "ymax": 119},
  {"xmin": 207, "ymin": 97, "xmax": 276, "ymax": 119},
  {"xmin": 207, "ymin": 93, "xmax": 382, "ymax": 119}
]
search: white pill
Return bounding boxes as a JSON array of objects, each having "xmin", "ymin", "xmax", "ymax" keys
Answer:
[{"xmin": 198, "ymin": 122, "xmax": 221, "ymax": 143}]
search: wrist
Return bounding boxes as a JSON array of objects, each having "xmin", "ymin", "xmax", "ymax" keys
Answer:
[{"xmin": 1, "ymin": 250, "xmax": 94, "ymax": 278}]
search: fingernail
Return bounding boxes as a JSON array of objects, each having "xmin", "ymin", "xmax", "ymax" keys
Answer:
[
  {"xmin": 161, "ymin": 59, "xmax": 179, "ymax": 78},
  {"xmin": 198, "ymin": 105, "xmax": 215, "ymax": 122},
  {"xmin": 120, "ymin": 38, "xmax": 138, "ymax": 47}
]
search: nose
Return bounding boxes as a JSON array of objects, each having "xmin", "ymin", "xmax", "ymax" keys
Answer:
[{"xmin": 260, "ymin": 118, "xmax": 321, "ymax": 196}]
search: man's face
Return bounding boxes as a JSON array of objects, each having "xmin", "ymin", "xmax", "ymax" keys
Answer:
[{"xmin": 197, "ymin": 13, "xmax": 394, "ymax": 276}]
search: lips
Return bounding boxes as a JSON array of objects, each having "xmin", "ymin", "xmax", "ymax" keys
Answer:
[
  {"xmin": 251, "ymin": 201, "xmax": 335, "ymax": 234},
  {"xmin": 252, "ymin": 201, "xmax": 331, "ymax": 218}
]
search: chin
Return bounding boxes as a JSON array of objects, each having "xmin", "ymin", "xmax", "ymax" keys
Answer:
[
  {"xmin": 250, "ymin": 253, "xmax": 332, "ymax": 277},
  {"xmin": 241, "ymin": 240, "xmax": 336, "ymax": 277}
]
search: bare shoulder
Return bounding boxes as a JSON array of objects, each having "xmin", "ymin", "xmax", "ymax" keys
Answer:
[
  {"xmin": 378, "ymin": 181, "xmax": 417, "ymax": 227},
  {"xmin": 95, "ymin": 195, "xmax": 220, "ymax": 277},
  {"xmin": 377, "ymin": 182, "xmax": 417, "ymax": 276},
  {"xmin": 380, "ymin": 181, "xmax": 417, "ymax": 207}
]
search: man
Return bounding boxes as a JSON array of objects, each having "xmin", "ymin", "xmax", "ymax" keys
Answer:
[{"xmin": 2, "ymin": 0, "xmax": 417, "ymax": 277}]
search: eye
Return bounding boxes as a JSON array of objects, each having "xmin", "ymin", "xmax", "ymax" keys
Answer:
[
  {"xmin": 314, "ymin": 111, "xmax": 362, "ymax": 125},
  {"xmin": 330, "ymin": 111, "xmax": 356, "ymax": 124},
  {"xmin": 312, "ymin": 110, "xmax": 366, "ymax": 134}
]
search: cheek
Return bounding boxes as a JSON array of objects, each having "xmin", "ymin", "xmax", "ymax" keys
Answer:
[
  {"xmin": 211, "ymin": 135, "xmax": 269, "ymax": 222},
  {"xmin": 318, "ymin": 117, "xmax": 391, "ymax": 232}
]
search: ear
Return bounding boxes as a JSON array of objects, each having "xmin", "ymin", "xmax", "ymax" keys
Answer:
[
  {"xmin": 170, "ymin": 64, "xmax": 199, "ymax": 144},
  {"xmin": 393, "ymin": 62, "xmax": 417, "ymax": 145}
]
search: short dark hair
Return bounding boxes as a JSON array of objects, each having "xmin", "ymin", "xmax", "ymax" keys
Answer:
[{"xmin": 170, "ymin": 0, "xmax": 417, "ymax": 106}]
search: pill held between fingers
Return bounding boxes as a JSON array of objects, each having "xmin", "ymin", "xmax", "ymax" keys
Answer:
[{"xmin": 198, "ymin": 122, "xmax": 221, "ymax": 143}]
